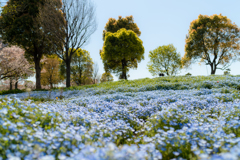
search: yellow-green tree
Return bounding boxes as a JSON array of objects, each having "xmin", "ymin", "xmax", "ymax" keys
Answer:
[
  {"xmin": 71, "ymin": 49, "xmax": 93, "ymax": 86},
  {"xmin": 100, "ymin": 28, "xmax": 144, "ymax": 80},
  {"xmin": 101, "ymin": 15, "xmax": 141, "ymax": 75},
  {"xmin": 100, "ymin": 72, "xmax": 114, "ymax": 83},
  {"xmin": 147, "ymin": 44, "xmax": 181, "ymax": 76},
  {"xmin": 41, "ymin": 55, "xmax": 62, "ymax": 89},
  {"xmin": 182, "ymin": 14, "xmax": 240, "ymax": 74},
  {"xmin": 59, "ymin": 48, "xmax": 94, "ymax": 86}
]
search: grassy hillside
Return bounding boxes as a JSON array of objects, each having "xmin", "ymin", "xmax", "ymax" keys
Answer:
[{"xmin": 66, "ymin": 75, "xmax": 240, "ymax": 96}]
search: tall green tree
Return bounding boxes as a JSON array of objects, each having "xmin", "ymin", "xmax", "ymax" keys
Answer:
[
  {"xmin": 100, "ymin": 28, "xmax": 144, "ymax": 80},
  {"xmin": 0, "ymin": 0, "xmax": 62, "ymax": 89},
  {"xmin": 147, "ymin": 44, "xmax": 182, "ymax": 76},
  {"xmin": 60, "ymin": 48, "xmax": 93, "ymax": 86},
  {"xmin": 182, "ymin": 14, "xmax": 240, "ymax": 75},
  {"xmin": 71, "ymin": 49, "xmax": 93, "ymax": 86}
]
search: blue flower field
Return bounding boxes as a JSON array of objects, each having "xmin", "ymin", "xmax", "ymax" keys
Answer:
[{"xmin": 1, "ymin": 76, "xmax": 240, "ymax": 160}]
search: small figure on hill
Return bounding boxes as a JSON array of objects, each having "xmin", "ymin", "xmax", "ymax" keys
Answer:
[{"xmin": 159, "ymin": 73, "xmax": 165, "ymax": 77}]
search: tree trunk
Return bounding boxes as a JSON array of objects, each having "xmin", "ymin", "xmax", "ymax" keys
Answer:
[
  {"xmin": 79, "ymin": 69, "xmax": 82, "ymax": 86},
  {"xmin": 210, "ymin": 63, "xmax": 216, "ymax": 75},
  {"xmin": 166, "ymin": 71, "xmax": 169, "ymax": 76},
  {"xmin": 66, "ymin": 60, "xmax": 71, "ymax": 88},
  {"xmin": 9, "ymin": 78, "xmax": 13, "ymax": 90},
  {"xmin": 35, "ymin": 56, "xmax": 42, "ymax": 89},
  {"xmin": 121, "ymin": 59, "xmax": 127, "ymax": 80},
  {"xmin": 15, "ymin": 81, "xmax": 18, "ymax": 89},
  {"xmin": 50, "ymin": 75, "xmax": 53, "ymax": 89}
]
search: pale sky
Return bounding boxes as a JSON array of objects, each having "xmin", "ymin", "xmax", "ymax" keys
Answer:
[{"xmin": 84, "ymin": 0, "xmax": 240, "ymax": 80}]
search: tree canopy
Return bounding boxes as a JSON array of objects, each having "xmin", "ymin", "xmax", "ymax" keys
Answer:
[
  {"xmin": 102, "ymin": 15, "xmax": 141, "ymax": 40},
  {"xmin": 0, "ymin": 45, "xmax": 34, "ymax": 89},
  {"xmin": 182, "ymin": 14, "xmax": 240, "ymax": 74},
  {"xmin": 100, "ymin": 28, "xmax": 144, "ymax": 80},
  {"xmin": 0, "ymin": 0, "xmax": 61, "ymax": 89},
  {"xmin": 71, "ymin": 49, "xmax": 93, "ymax": 86},
  {"xmin": 147, "ymin": 44, "xmax": 182, "ymax": 76},
  {"xmin": 100, "ymin": 72, "xmax": 113, "ymax": 83},
  {"xmin": 41, "ymin": 55, "xmax": 63, "ymax": 89},
  {"xmin": 60, "ymin": 48, "xmax": 94, "ymax": 86}
]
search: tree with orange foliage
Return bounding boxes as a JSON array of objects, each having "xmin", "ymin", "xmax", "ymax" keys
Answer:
[
  {"xmin": 41, "ymin": 55, "xmax": 63, "ymax": 89},
  {"xmin": 182, "ymin": 14, "xmax": 240, "ymax": 74}
]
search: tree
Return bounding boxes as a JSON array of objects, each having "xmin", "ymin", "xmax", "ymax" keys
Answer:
[
  {"xmin": 0, "ymin": 40, "xmax": 8, "ymax": 51},
  {"xmin": 182, "ymin": 14, "xmax": 240, "ymax": 75},
  {"xmin": 0, "ymin": 0, "xmax": 61, "ymax": 89},
  {"xmin": 100, "ymin": 72, "xmax": 114, "ymax": 83},
  {"xmin": 11, "ymin": 64, "xmax": 34, "ymax": 90},
  {"xmin": 96, "ymin": 75, "xmax": 101, "ymax": 84},
  {"xmin": 70, "ymin": 48, "xmax": 93, "ymax": 86},
  {"xmin": 102, "ymin": 15, "xmax": 141, "ymax": 40},
  {"xmin": 24, "ymin": 80, "xmax": 35, "ymax": 90},
  {"xmin": 60, "ymin": 48, "xmax": 94, "ymax": 86},
  {"xmin": 101, "ymin": 15, "xmax": 141, "ymax": 74},
  {"xmin": 92, "ymin": 62, "xmax": 99, "ymax": 84},
  {"xmin": 39, "ymin": 0, "xmax": 97, "ymax": 87},
  {"xmin": 147, "ymin": 44, "xmax": 182, "ymax": 76},
  {"xmin": 41, "ymin": 55, "xmax": 63, "ymax": 89},
  {"xmin": 100, "ymin": 28, "xmax": 144, "ymax": 80},
  {"xmin": 81, "ymin": 62, "xmax": 93, "ymax": 85},
  {"xmin": 0, "ymin": 45, "xmax": 18, "ymax": 80},
  {"xmin": 0, "ymin": 45, "xmax": 34, "ymax": 90}
]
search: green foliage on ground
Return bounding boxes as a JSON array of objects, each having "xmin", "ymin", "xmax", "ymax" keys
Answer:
[
  {"xmin": 0, "ymin": 89, "xmax": 25, "ymax": 95},
  {"xmin": 69, "ymin": 75, "xmax": 234, "ymax": 92}
]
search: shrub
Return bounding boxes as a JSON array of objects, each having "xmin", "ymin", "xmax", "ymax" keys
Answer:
[
  {"xmin": 0, "ymin": 89, "xmax": 24, "ymax": 95},
  {"xmin": 224, "ymin": 71, "xmax": 230, "ymax": 75},
  {"xmin": 237, "ymin": 84, "xmax": 240, "ymax": 90},
  {"xmin": 202, "ymin": 82, "xmax": 213, "ymax": 89}
]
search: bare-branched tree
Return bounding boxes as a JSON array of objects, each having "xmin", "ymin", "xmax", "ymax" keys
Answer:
[
  {"xmin": 92, "ymin": 62, "xmax": 99, "ymax": 84},
  {"xmin": 40, "ymin": 0, "xmax": 97, "ymax": 87}
]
